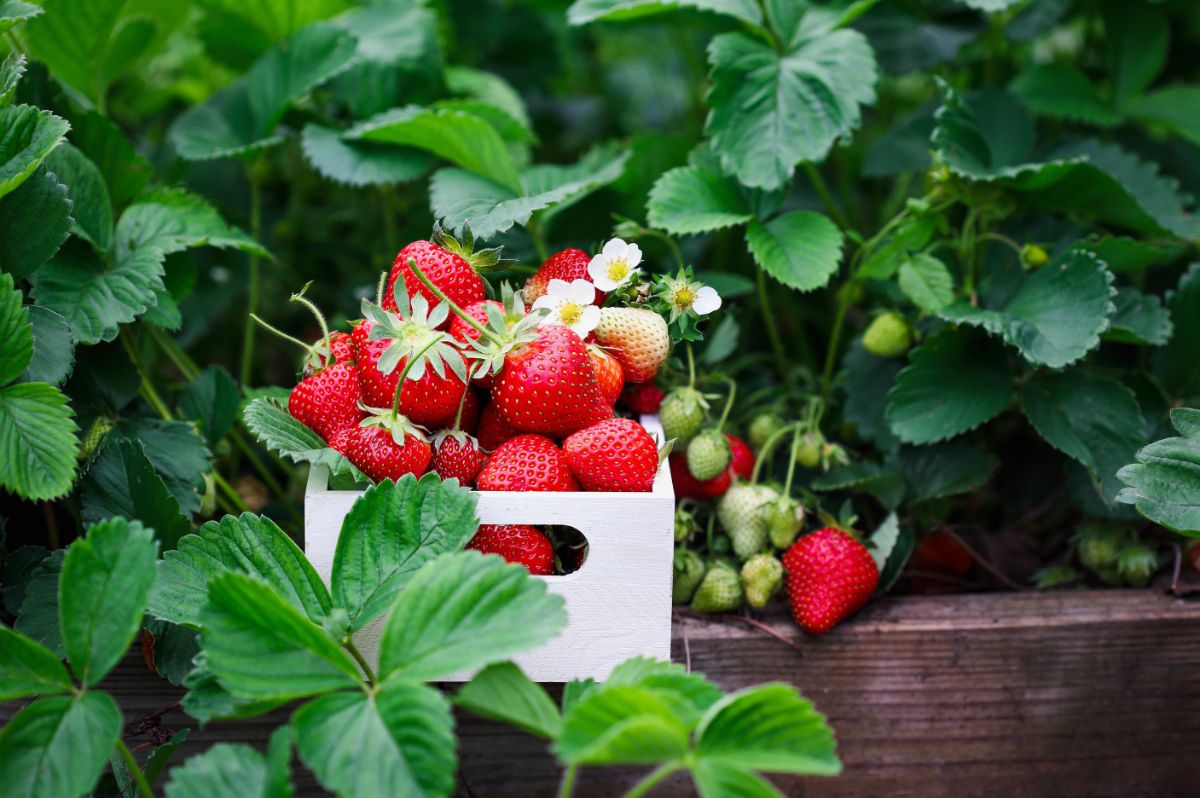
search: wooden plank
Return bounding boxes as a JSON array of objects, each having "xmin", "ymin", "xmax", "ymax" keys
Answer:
[{"xmin": 4, "ymin": 590, "xmax": 1199, "ymax": 797}]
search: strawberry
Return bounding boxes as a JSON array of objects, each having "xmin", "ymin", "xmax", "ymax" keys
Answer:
[
  {"xmin": 619, "ymin": 382, "xmax": 664, "ymax": 415},
  {"xmin": 760, "ymin": 494, "xmax": 804, "ymax": 550},
  {"xmin": 384, "ymin": 235, "xmax": 487, "ymax": 323},
  {"xmin": 659, "ymin": 387, "xmax": 707, "ymax": 443},
  {"xmin": 459, "ymin": 388, "xmax": 482, "ymax": 435},
  {"xmin": 862, "ymin": 312, "xmax": 911, "ymax": 358},
  {"xmin": 289, "ymin": 361, "xmax": 364, "ymax": 441},
  {"xmin": 593, "ymin": 307, "xmax": 670, "ymax": 383},
  {"xmin": 1117, "ymin": 543, "xmax": 1158, "ymax": 587},
  {"xmin": 467, "ymin": 524, "xmax": 555, "ymax": 576},
  {"xmin": 690, "ymin": 562, "xmax": 743, "ymax": 613},
  {"xmin": 563, "ymin": 418, "xmax": 660, "ymax": 492},
  {"xmin": 587, "ymin": 345, "xmax": 625, "ymax": 407},
  {"xmin": 783, "ymin": 527, "xmax": 879, "ymax": 635},
  {"xmin": 475, "ymin": 434, "xmax": 580, "ymax": 492},
  {"xmin": 477, "ymin": 402, "xmax": 517, "ymax": 452},
  {"xmin": 672, "ymin": 549, "xmax": 706, "ymax": 605},
  {"xmin": 794, "ymin": 432, "xmax": 823, "ymax": 469},
  {"xmin": 725, "ymin": 434, "xmax": 754, "ymax": 481},
  {"xmin": 741, "ymin": 554, "xmax": 783, "ymax": 609},
  {"xmin": 431, "ymin": 431, "xmax": 488, "ymax": 486},
  {"xmin": 686, "ymin": 429, "xmax": 731, "ymax": 481},
  {"xmin": 525, "ymin": 248, "xmax": 603, "ymax": 304},
  {"xmin": 304, "ymin": 331, "xmax": 355, "ymax": 376},
  {"xmin": 909, "ymin": 530, "xmax": 972, "ymax": 593},
  {"xmin": 491, "ymin": 325, "xmax": 611, "ymax": 438},
  {"xmin": 338, "ymin": 419, "xmax": 432, "ymax": 483},
  {"xmin": 669, "ymin": 453, "xmax": 730, "ymax": 500},
  {"xmin": 450, "ymin": 300, "xmax": 504, "ymax": 345},
  {"xmin": 747, "ymin": 413, "xmax": 785, "ymax": 452},
  {"xmin": 717, "ymin": 484, "xmax": 777, "ymax": 560}
]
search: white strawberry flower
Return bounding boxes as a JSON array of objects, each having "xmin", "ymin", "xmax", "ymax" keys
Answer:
[
  {"xmin": 665, "ymin": 273, "xmax": 721, "ymax": 317},
  {"xmin": 530, "ymin": 279, "xmax": 601, "ymax": 337},
  {"xmin": 588, "ymin": 237, "xmax": 642, "ymax": 292}
]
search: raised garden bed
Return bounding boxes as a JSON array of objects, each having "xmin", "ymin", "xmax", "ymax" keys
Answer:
[{"xmin": 8, "ymin": 590, "xmax": 1195, "ymax": 797}]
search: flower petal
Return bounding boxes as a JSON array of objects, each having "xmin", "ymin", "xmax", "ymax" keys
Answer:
[
  {"xmin": 567, "ymin": 279, "xmax": 595, "ymax": 304},
  {"xmin": 625, "ymin": 243, "xmax": 643, "ymax": 268},
  {"xmin": 546, "ymin": 278, "xmax": 573, "ymax": 298},
  {"xmin": 574, "ymin": 305, "xmax": 601, "ymax": 337},
  {"xmin": 693, "ymin": 286, "xmax": 722, "ymax": 314},
  {"xmin": 587, "ymin": 256, "xmax": 609, "ymax": 283},
  {"xmin": 591, "ymin": 272, "xmax": 620, "ymax": 292},
  {"xmin": 602, "ymin": 238, "xmax": 627, "ymax": 259}
]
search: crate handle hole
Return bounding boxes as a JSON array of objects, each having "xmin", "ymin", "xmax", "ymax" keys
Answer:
[{"xmin": 467, "ymin": 524, "xmax": 589, "ymax": 575}]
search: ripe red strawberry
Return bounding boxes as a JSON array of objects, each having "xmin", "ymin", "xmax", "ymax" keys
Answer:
[
  {"xmin": 476, "ymin": 402, "xmax": 517, "ymax": 452},
  {"xmin": 351, "ymin": 320, "xmax": 467, "ymax": 428},
  {"xmin": 588, "ymin": 345, "xmax": 625, "ymax": 407},
  {"xmin": 338, "ymin": 422, "xmax": 432, "ymax": 483},
  {"xmin": 725, "ymin": 434, "xmax": 755, "ymax": 481},
  {"xmin": 289, "ymin": 362, "xmax": 364, "ymax": 441},
  {"xmin": 459, "ymin": 389, "xmax": 482, "ymax": 435},
  {"xmin": 450, "ymin": 300, "xmax": 503, "ymax": 345},
  {"xmin": 524, "ymin": 248, "xmax": 603, "ymax": 304},
  {"xmin": 304, "ymin": 331, "xmax": 355, "ymax": 376},
  {"xmin": 669, "ymin": 453, "xmax": 730, "ymax": 500},
  {"xmin": 782, "ymin": 528, "xmax": 879, "ymax": 636},
  {"xmin": 384, "ymin": 240, "xmax": 485, "ymax": 324},
  {"xmin": 619, "ymin": 382, "xmax": 664, "ymax": 414},
  {"xmin": 563, "ymin": 418, "xmax": 659, "ymax": 492},
  {"xmin": 908, "ymin": 531, "xmax": 972, "ymax": 593},
  {"xmin": 476, "ymin": 434, "xmax": 580, "ymax": 492},
  {"xmin": 467, "ymin": 524, "xmax": 555, "ymax": 575},
  {"xmin": 492, "ymin": 325, "xmax": 611, "ymax": 438},
  {"xmin": 593, "ymin": 307, "xmax": 670, "ymax": 383},
  {"xmin": 430, "ymin": 431, "xmax": 488, "ymax": 486}
]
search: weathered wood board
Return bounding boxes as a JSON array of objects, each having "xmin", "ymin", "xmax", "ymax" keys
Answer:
[{"xmin": 4, "ymin": 590, "xmax": 1198, "ymax": 797}]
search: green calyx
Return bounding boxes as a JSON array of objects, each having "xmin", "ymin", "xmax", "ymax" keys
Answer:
[
  {"xmin": 1117, "ymin": 543, "xmax": 1159, "ymax": 587},
  {"xmin": 431, "ymin": 221, "xmax": 514, "ymax": 274},
  {"xmin": 674, "ymin": 507, "xmax": 697, "ymax": 543},
  {"xmin": 359, "ymin": 401, "xmax": 428, "ymax": 446},
  {"xmin": 760, "ymin": 495, "xmax": 805, "ymax": 550}
]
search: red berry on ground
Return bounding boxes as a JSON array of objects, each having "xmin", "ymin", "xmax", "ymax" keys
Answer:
[
  {"xmin": 467, "ymin": 524, "xmax": 555, "ymax": 575},
  {"xmin": 782, "ymin": 527, "xmax": 879, "ymax": 636}
]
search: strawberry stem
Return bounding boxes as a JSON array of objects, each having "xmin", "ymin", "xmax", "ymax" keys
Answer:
[
  {"xmin": 782, "ymin": 424, "xmax": 801, "ymax": 496},
  {"xmin": 685, "ymin": 342, "xmax": 696, "ymax": 389},
  {"xmin": 249, "ymin": 313, "xmax": 320, "ymax": 361},
  {"xmin": 390, "ymin": 334, "xmax": 445, "ymax": 417},
  {"xmin": 290, "ymin": 282, "xmax": 331, "ymax": 347},
  {"xmin": 407, "ymin": 258, "xmax": 505, "ymax": 346},
  {"xmin": 374, "ymin": 271, "xmax": 388, "ymax": 308},
  {"xmin": 714, "ymin": 377, "xmax": 736, "ymax": 433},
  {"xmin": 751, "ymin": 422, "xmax": 798, "ymax": 485},
  {"xmin": 451, "ymin": 362, "xmax": 478, "ymax": 430}
]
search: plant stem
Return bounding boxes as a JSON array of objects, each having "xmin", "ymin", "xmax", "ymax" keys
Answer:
[
  {"xmin": 803, "ymin": 163, "xmax": 852, "ymax": 230},
  {"xmin": 390, "ymin": 336, "xmax": 443, "ymax": 416},
  {"xmin": 820, "ymin": 280, "xmax": 855, "ymax": 402},
  {"xmin": 557, "ymin": 764, "xmax": 579, "ymax": 798},
  {"xmin": 685, "ymin": 343, "xmax": 696, "ymax": 389},
  {"xmin": 345, "ymin": 640, "xmax": 377, "ymax": 684},
  {"xmin": 751, "ymin": 423, "xmax": 798, "ymax": 484},
  {"xmin": 114, "ymin": 739, "xmax": 155, "ymax": 798},
  {"xmin": 622, "ymin": 762, "xmax": 683, "ymax": 798},
  {"xmin": 408, "ymin": 260, "xmax": 505, "ymax": 345},
  {"xmin": 782, "ymin": 425, "xmax": 801, "ymax": 496},
  {"xmin": 755, "ymin": 267, "xmax": 790, "ymax": 385},
  {"xmin": 714, "ymin": 378, "xmax": 736, "ymax": 433},
  {"xmin": 213, "ymin": 472, "xmax": 251, "ymax": 515},
  {"xmin": 121, "ymin": 332, "xmax": 174, "ymax": 421},
  {"xmin": 240, "ymin": 168, "xmax": 264, "ymax": 387}
]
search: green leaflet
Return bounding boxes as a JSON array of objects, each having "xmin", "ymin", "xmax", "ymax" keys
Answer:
[{"xmin": 1117, "ymin": 408, "xmax": 1200, "ymax": 536}]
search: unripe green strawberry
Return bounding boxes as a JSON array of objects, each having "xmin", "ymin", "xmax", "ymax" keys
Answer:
[
  {"xmin": 748, "ymin": 413, "xmax": 786, "ymax": 452},
  {"xmin": 660, "ymin": 387, "xmax": 708, "ymax": 443},
  {"xmin": 820, "ymin": 441, "xmax": 850, "ymax": 472},
  {"xmin": 79, "ymin": 416, "xmax": 114, "ymax": 458},
  {"xmin": 673, "ymin": 549, "xmax": 706, "ymax": 604},
  {"xmin": 690, "ymin": 562, "xmax": 743, "ymax": 613},
  {"xmin": 1021, "ymin": 243, "xmax": 1049, "ymax": 271},
  {"xmin": 1074, "ymin": 525, "xmax": 1124, "ymax": 572},
  {"xmin": 862, "ymin": 312, "xmax": 911, "ymax": 358},
  {"xmin": 674, "ymin": 507, "xmax": 696, "ymax": 543},
  {"xmin": 793, "ymin": 432, "xmax": 822, "ymax": 469},
  {"xmin": 717, "ymin": 484, "xmax": 777, "ymax": 560},
  {"xmin": 687, "ymin": 429, "xmax": 731, "ymax": 481},
  {"xmin": 712, "ymin": 534, "xmax": 731, "ymax": 555},
  {"xmin": 760, "ymin": 495, "xmax": 805, "ymax": 550},
  {"xmin": 741, "ymin": 553, "xmax": 783, "ymax": 609},
  {"xmin": 199, "ymin": 473, "xmax": 217, "ymax": 517},
  {"xmin": 1117, "ymin": 543, "xmax": 1158, "ymax": 587}
]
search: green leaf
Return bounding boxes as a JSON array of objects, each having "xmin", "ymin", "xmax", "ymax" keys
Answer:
[
  {"xmin": 150, "ymin": 512, "xmax": 331, "ymax": 629},
  {"xmin": 1077, "ymin": 235, "xmax": 1184, "ymax": 273},
  {"xmin": 0, "ymin": 692, "xmax": 120, "ymax": 798},
  {"xmin": 1009, "ymin": 64, "xmax": 1121, "ymax": 126},
  {"xmin": 164, "ymin": 726, "xmax": 292, "ymax": 798},
  {"xmin": 841, "ymin": 340, "xmax": 901, "ymax": 448},
  {"xmin": 179, "ymin": 366, "xmax": 240, "ymax": 447},
  {"xmin": 0, "ymin": 381, "xmax": 78, "ymax": 500},
  {"xmin": 0, "ymin": 51, "xmax": 26, "ymax": 105},
  {"xmin": 300, "ymin": 124, "xmax": 432, "ymax": 187},
  {"xmin": 169, "ymin": 23, "xmax": 358, "ymax": 161},
  {"xmin": 69, "ymin": 111, "xmax": 152, "ymax": 212},
  {"xmin": 897, "ymin": 253, "xmax": 954, "ymax": 314},
  {"xmin": 567, "ymin": 0, "xmax": 762, "ymax": 26},
  {"xmin": 444, "ymin": 66, "xmax": 530, "ymax": 138},
  {"xmin": 811, "ymin": 461, "xmax": 905, "ymax": 510},
  {"xmin": 603, "ymin": 657, "xmax": 723, "ymax": 727},
  {"xmin": 61, "ymin": 517, "xmax": 157, "ymax": 686},
  {"xmin": 867, "ymin": 513, "xmax": 899, "ymax": 573},
  {"xmin": 901, "ymin": 441, "xmax": 999, "ymax": 503},
  {"xmin": 115, "ymin": 187, "xmax": 268, "ymax": 260},
  {"xmin": 141, "ymin": 728, "xmax": 193, "ymax": 787},
  {"xmin": 117, "ymin": 418, "xmax": 211, "ymax": 517},
  {"xmin": 1117, "ymin": 408, "xmax": 1200, "ymax": 536},
  {"xmin": 332, "ymin": 474, "xmax": 478, "ymax": 631},
  {"xmin": 430, "ymin": 143, "xmax": 629, "ymax": 240},
  {"xmin": 0, "ymin": 166, "xmax": 72, "ymax": 281},
  {"xmin": 959, "ymin": 0, "xmax": 1020, "ymax": 10},
  {"xmin": 142, "ymin": 619, "xmax": 199, "ymax": 685},
  {"xmin": 695, "ymin": 683, "xmax": 841, "ymax": 775},
  {"xmin": 19, "ymin": 307, "xmax": 73, "ymax": 387},
  {"xmin": 293, "ymin": 681, "xmax": 455, "ymax": 798},
  {"xmin": 1022, "ymin": 370, "xmax": 1146, "ymax": 504},
  {"xmin": 1154, "ymin": 263, "xmax": 1200, "ymax": 400},
  {"xmin": 1126, "ymin": 86, "xmax": 1200, "ymax": 149},
  {"xmin": 199, "ymin": 572, "xmax": 360, "ymax": 701},
  {"xmin": 32, "ymin": 242, "xmax": 164, "ymax": 345},
  {"xmin": 354, "ymin": 106, "xmax": 521, "ymax": 192},
  {"xmin": 555, "ymin": 686, "xmax": 691, "ymax": 765},
  {"xmin": 377, "ymin": 550, "xmax": 566, "ymax": 682},
  {"xmin": 455, "ymin": 661, "xmax": 563, "ymax": 739},
  {"xmin": 693, "ymin": 762, "xmax": 785, "ymax": 798},
  {"xmin": 0, "ymin": 625, "xmax": 72, "ymax": 700},
  {"xmin": 1104, "ymin": 287, "xmax": 1173, "ymax": 346},
  {"xmin": 0, "ymin": 105, "xmax": 70, "ymax": 200},
  {"xmin": 706, "ymin": 28, "xmax": 876, "ymax": 189},
  {"xmin": 44, "ymin": 143, "xmax": 112, "ymax": 252},
  {"xmin": 14, "ymin": 549, "xmax": 64, "ymax": 658},
  {"xmin": 78, "ymin": 437, "xmax": 191, "ymax": 549},
  {"xmin": 746, "ymin": 211, "xmax": 843, "ymax": 292},
  {"xmin": 1104, "ymin": 0, "xmax": 1167, "ymax": 108},
  {"xmin": 647, "ymin": 164, "xmax": 752, "ymax": 236},
  {"xmin": 242, "ymin": 397, "xmax": 365, "ymax": 481},
  {"xmin": 939, "ymin": 250, "xmax": 1115, "ymax": 368},
  {"xmin": 0, "ymin": 271, "xmax": 32, "ymax": 384},
  {"xmin": 199, "ymin": 0, "xmax": 349, "ymax": 43},
  {"xmin": 885, "ymin": 327, "xmax": 1012, "ymax": 445},
  {"xmin": 180, "ymin": 655, "xmax": 285, "ymax": 724},
  {"xmin": 0, "ymin": 1, "xmax": 40, "ymax": 36}
]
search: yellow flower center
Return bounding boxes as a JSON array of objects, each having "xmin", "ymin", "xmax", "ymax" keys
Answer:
[
  {"xmin": 607, "ymin": 258, "xmax": 630, "ymax": 282},
  {"xmin": 672, "ymin": 286, "xmax": 695, "ymax": 309},
  {"xmin": 559, "ymin": 301, "xmax": 584, "ymax": 326}
]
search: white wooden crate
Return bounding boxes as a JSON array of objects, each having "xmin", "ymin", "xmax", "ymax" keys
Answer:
[{"xmin": 304, "ymin": 414, "xmax": 675, "ymax": 682}]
